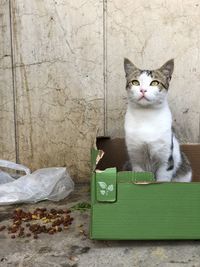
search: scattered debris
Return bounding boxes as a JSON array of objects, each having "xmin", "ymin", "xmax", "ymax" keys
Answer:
[
  {"xmin": 183, "ymin": 108, "xmax": 189, "ymax": 114},
  {"xmin": 68, "ymin": 255, "xmax": 79, "ymax": 262},
  {"xmin": 0, "ymin": 225, "xmax": 6, "ymax": 231},
  {"xmin": 67, "ymin": 245, "xmax": 90, "ymax": 263},
  {"xmin": 0, "ymin": 207, "xmax": 74, "ymax": 239},
  {"xmin": 0, "ymin": 257, "xmax": 7, "ymax": 262}
]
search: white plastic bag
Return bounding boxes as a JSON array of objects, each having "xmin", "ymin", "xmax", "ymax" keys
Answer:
[
  {"xmin": 0, "ymin": 160, "xmax": 74, "ymax": 205},
  {"xmin": 0, "ymin": 160, "xmax": 30, "ymax": 185},
  {"xmin": 0, "ymin": 170, "xmax": 15, "ymax": 184}
]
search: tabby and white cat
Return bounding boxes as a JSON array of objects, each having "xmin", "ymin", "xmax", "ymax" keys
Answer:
[{"xmin": 124, "ymin": 58, "xmax": 192, "ymax": 182}]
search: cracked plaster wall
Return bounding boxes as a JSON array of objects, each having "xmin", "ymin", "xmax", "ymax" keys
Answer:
[
  {"xmin": 0, "ymin": 0, "xmax": 200, "ymax": 181},
  {"xmin": 106, "ymin": 0, "xmax": 200, "ymax": 143},
  {"xmin": 9, "ymin": 0, "xmax": 104, "ymax": 181}
]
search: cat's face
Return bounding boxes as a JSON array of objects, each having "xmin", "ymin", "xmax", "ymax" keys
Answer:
[{"xmin": 124, "ymin": 58, "xmax": 174, "ymax": 107}]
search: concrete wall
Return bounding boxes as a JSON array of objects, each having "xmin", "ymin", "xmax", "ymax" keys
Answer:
[
  {"xmin": 0, "ymin": 0, "xmax": 200, "ymax": 180},
  {"xmin": 0, "ymin": 0, "xmax": 16, "ymax": 161},
  {"xmin": 106, "ymin": 0, "xmax": 200, "ymax": 143}
]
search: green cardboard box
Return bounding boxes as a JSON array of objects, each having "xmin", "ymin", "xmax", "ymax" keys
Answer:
[{"xmin": 90, "ymin": 138, "xmax": 200, "ymax": 240}]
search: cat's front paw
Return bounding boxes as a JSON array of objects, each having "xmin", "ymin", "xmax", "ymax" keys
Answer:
[
  {"xmin": 156, "ymin": 177, "xmax": 172, "ymax": 182},
  {"xmin": 132, "ymin": 166, "xmax": 145, "ymax": 172}
]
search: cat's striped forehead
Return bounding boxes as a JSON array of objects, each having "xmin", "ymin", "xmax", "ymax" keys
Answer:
[
  {"xmin": 127, "ymin": 69, "xmax": 169, "ymax": 90},
  {"xmin": 127, "ymin": 69, "xmax": 161, "ymax": 80},
  {"xmin": 138, "ymin": 71, "xmax": 153, "ymax": 85},
  {"xmin": 124, "ymin": 58, "xmax": 174, "ymax": 90}
]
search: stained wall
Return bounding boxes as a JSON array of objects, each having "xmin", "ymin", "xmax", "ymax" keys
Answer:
[{"xmin": 0, "ymin": 0, "xmax": 199, "ymax": 180}]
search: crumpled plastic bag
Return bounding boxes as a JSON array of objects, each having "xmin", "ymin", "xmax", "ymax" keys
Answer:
[
  {"xmin": 0, "ymin": 160, "xmax": 74, "ymax": 205},
  {"xmin": 0, "ymin": 160, "xmax": 31, "ymax": 184}
]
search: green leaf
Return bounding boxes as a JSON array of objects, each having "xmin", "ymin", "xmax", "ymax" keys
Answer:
[
  {"xmin": 107, "ymin": 184, "xmax": 114, "ymax": 191},
  {"xmin": 98, "ymin": 181, "xmax": 107, "ymax": 189},
  {"xmin": 70, "ymin": 202, "xmax": 91, "ymax": 212},
  {"xmin": 100, "ymin": 190, "xmax": 106, "ymax": 195}
]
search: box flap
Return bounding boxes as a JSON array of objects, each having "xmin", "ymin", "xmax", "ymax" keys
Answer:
[
  {"xmin": 91, "ymin": 148, "xmax": 104, "ymax": 171},
  {"xmin": 96, "ymin": 168, "xmax": 117, "ymax": 202}
]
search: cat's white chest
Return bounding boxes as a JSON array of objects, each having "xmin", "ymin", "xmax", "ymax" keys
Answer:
[{"xmin": 125, "ymin": 104, "xmax": 172, "ymax": 144}]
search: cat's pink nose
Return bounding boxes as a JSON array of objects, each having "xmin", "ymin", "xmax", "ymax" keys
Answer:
[{"xmin": 140, "ymin": 89, "xmax": 147, "ymax": 94}]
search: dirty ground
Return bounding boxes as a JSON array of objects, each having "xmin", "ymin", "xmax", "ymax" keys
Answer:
[{"xmin": 0, "ymin": 184, "xmax": 200, "ymax": 267}]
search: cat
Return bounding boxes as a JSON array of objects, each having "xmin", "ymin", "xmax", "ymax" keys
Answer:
[{"xmin": 124, "ymin": 58, "xmax": 192, "ymax": 182}]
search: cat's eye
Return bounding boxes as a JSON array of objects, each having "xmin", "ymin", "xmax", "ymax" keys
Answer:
[
  {"xmin": 131, "ymin": 80, "xmax": 140, "ymax": 86},
  {"xmin": 150, "ymin": 80, "xmax": 159, "ymax": 86}
]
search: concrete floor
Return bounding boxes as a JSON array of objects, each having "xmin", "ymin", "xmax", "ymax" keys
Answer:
[{"xmin": 0, "ymin": 184, "xmax": 200, "ymax": 267}]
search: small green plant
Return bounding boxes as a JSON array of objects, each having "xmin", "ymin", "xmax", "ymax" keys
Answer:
[{"xmin": 70, "ymin": 202, "xmax": 91, "ymax": 212}]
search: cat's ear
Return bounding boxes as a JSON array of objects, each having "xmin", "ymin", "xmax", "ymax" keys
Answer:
[
  {"xmin": 124, "ymin": 58, "xmax": 138, "ymax": 77},
  {"xmin": 159, "ymin": 59, "xmax": 174, "ymax": 80}
]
